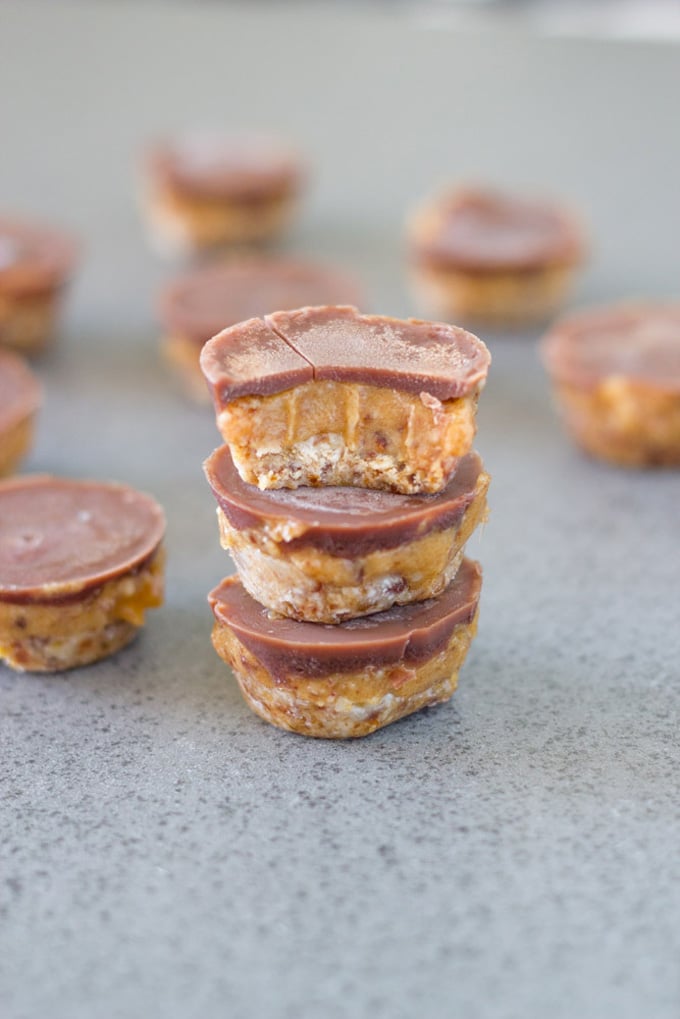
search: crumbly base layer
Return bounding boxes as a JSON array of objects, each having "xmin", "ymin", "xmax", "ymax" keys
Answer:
[
  {"xmin": 0, "ymin": 548, "xmax": 165, "ymax": 672},
  {"xmin": 142, "ymin": 184, "xmax": 295, "ymax": 256},
  {"xmin": 412, "ymin": 263, "xmax": 576, "ymax": 327},
  {"xmin": 0, "ymin": 414, "xmax": 36, "ymax": 477},
  {"xmin": 211, "ymin": 610, "xmax": 478, "ymax": 739},
  {"xmin": 0, "ymin": 291, "xmax": 59, "ymax": 354},
  {"xmin": 551, "ymin": 378, "xmax": 680, "ymax": 466},
  {"xmin": 219, "ymin": 380, "xmax": 479, "ymax": 494},
  {"xmin": 217, "ymin": 471, "xmax": 488, "ymax": 621},
  {"xmin": 162, "ymin": 332, "xmax": 212, "ymax": 404}
]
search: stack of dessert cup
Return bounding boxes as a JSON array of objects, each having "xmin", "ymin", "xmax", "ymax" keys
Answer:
[{"xmin": 200, "ymin": 305, "xmax": 491, "ymax": 739}]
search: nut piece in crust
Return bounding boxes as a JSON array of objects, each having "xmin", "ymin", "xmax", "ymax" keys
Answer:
[
  {"xmin": 541, "ymin": 303, "xmax": 680, "ymax": 467},
  {"xmin": 0, "ymin": 476, "xmax": 165, "ymax": 672},
  {"xmin": 140, "ymin": 134, "xmax": 304, "ymax": 256},
  {"xmin": 200, "ymin": 305, "xmax": 490, "ymax": 494},
  {"xmin": 159, "ymin": 258, "xmax": 364, "ymax": 402},
  {"xmin": 0, "ymin": 349, "xmax": 41, "ymax": 477},
  {"xmin": 208, "ymin": 559, "xmax": 482, "ymax": 739},
  {"xmin": 0, "ymin": 219, "xmax": 78, "ymax": 355},
  {"xmin": 408, "ymin": 187, "xmax": 586, "ymax": 327},
  {"xmin": 205, "ymin": 443, "xmax": 489, "ymax": 622}
]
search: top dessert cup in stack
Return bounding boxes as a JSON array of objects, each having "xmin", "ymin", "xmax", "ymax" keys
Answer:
[
  {"xmin": 200, "ymin": 304, "xmax": 490, "ymax": 495},
  {"xmin": 141, "ymin": 133, "xmax": 304, "ymax": 257},
  {"xmin": 0, "ymin": 218, "xmax": 78, "ymax": 355},
  {"xmin": 408, "ymin": 187, "xmax": 586, "ymax": 327}
]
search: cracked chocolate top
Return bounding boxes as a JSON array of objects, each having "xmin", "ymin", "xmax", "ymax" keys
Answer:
[
  {"xmin": 209, "ymin": 558, "xmax": 482, "ymax": 677},
  {"xmin": 205, "ymin": 444, "xmax": 487, "ymax": 555},
  {"xmin": 542, "ymin": 304, "xmax": 680, "ymax": 391},
  {"xmin": 0, "ymin": 476, "xmax": 165, "ymax": 601},
  {"xmin": 0, "ymin": 349, "xmax": 42, "ymax": 431},
  {"xmin": 200, "ymin": 305, "xmax": 490, "ymax": 405},
  {"xmin": 146, "ymin": 134, "xmax": 302, "ymax": 201},
  {"xmin": 0, "ymin": 219, "xmax": 78, "ymax": 297},
  {"xmin": 411, "ymin": 188, "xmax": 585, "ymax": 272},
  {"xmin": 160, "ymin": 259, "xmax": 363, "ymax": 345}
]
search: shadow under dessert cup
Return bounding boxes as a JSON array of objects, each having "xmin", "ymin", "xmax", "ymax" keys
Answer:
[
  {"xmin": 200, "ymin": 305, "xmax": 490, "ymax": 494},
  {"xmin": 0, "ymin": 476, "xmax": 165, "ymax": 672},
  {"xmin": 0, "ymin": 349, "xmax": 42, "ymax": 476},
  {"xmin": 542, "ymin": 303, "xmax": 680, "ymax": 467},
  {"xmin": 409, "ymin": 187, "xmax": 586, "ymax": 327},
  {"xmin": 159, "ymin": 258, "xmax": 364, "ymax": 402},
  {"xmin": 142, "ymin": 134, "xmax": 304, "ymax": 256},
  {"xmin": 0, "ymin": 218, "xmax": 78, "ymax": 354},
  {"xmin": 209, "ymin": 558, "xmax": 482, "ymax": 739},
  {"xmin": 204, "ymin": 444, "xmax": 489, "ymax": 623}
]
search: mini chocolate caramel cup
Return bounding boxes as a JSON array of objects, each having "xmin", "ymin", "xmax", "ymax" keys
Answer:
[
  {"xmin": 0, "ymin": 476, "xmax": 165, "ymax": 672},
  {"xmin": 0, "ymin": 349, "xmax": 41, "ymax": 477},
  {"xmin": 209, "ymin": 558, "xmax": 482, "ymax": 739},
  {"xmin": 200, "ymin": 304, "xmax": 490, "ymax": 495},
  {"xmin": 141, "ymin": 134, "xmax": 304, "ymax": 256},
  {"xmin": 0, "ymin": 218, "xmax": 78, "ymax": 355},
  {"xmin": 159, "ymin": 258, "xmax": 364, "ymax": 402},
  {"xmin": 409, "ymin": 187, "xmax": 586, "ymax": 327},
  {"xmin": 204, "ymin": 443, "xmax": 489, "ymax": 622},
  {"xmin": 541, "ymin": 303, "xmax": 680, "ymax": 467}
]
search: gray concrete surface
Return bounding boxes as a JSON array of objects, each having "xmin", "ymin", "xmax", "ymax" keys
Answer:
[{"xmin": 1, "ymin": 4, "xmax": 679, "ymax": 1018}]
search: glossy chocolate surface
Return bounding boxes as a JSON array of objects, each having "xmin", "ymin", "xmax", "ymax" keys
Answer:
[
  {"xmin": 542, "ymin": 303, "xmax": 680, "ymax": 391},
  {"xmin": 147, "ymin": 135, "xmax": 302, "ymax": 201},
  {"xmin": 205, "ymin": 444, "xmax": 485, "ymax": 555},
  {"xmin": 0, "ymin": 219, "xmax": 78, "ymax": 297},
  {"xmin": 0, "ymin": 476, "xmax": 165, "ymax": 601},
  {"xmin": 201, "ymin": 305, "xmax": 490, "ymax": 404},
  {"xmin": 209, "ymin": 558, "xmax": 482, "ymax": 676},
  {"xmin": 0, "ymin": 349, "xmax": 42, "ymax": 430},
  {"xmin": 160, "ymin": 259, "xmax": 363, "ymax": 345},
  {"xmin": 413, "ymin": 189, "xmax": 584, "ymax": 272}
]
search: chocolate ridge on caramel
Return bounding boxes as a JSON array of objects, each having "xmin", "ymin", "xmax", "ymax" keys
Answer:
[
  {"xmin": 0, "ymin": 219, "xmax": 78, "ymax": 297},
  {"xmin": 209, "ymin": 558, "xmax": 482, "ymax": 678},
  {"xmin": 412, "ymin": 188, "xmax": 584, "ymax": 273},
  {"xmin": 0, "ymin": 349, "xmax": 42, "ymax": 431},
  {"xmin": 200, "ymin": 304, "xmax": 490, "ymax": 405},
  {"xmin": 204, "ymin": 444, "xmax": 486, "ymax": 556},
  {"xmin": 160, "ymin": 259, "xmax": 364, "ymax": 346},
  {"xmin": 542, "ymin": 303, "xmax": 680, "ymax": 392},
  {"xmin": 0, "ymin": 476, "xmax": 165, "ymax": 602}
]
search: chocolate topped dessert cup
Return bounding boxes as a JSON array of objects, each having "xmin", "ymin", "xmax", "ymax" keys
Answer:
[
  {"xmin": 0, "ymin": 476, "xmax": 165, "ymax": 672},
  {"xmin": 141, "ymin": 134, "xmax": 304, "ymax": 256},
  {"xmin": 200, "ymin": 305, "xmax": 490, "ymax": 494},
  {"xmin": 159, "ymin": 258, "xmax": 363, "ymax": 402},
  {"xmin": 205, "ymin": 444, "xmax": 488, "ymax": 623},
  {"xmin": 0, "ymin": 349, "xmax": 41, "ymax": 477},
  {"xmin": 209, "ymin": 558, "xmax": 482, "ymax": 739},
  {"xmin": 0, "ymin": 219, "xmax": 78, "ymax": 354},
  {"xmin": 409, "ymin": 187, "xmax": 586, "ymax": 327},
  {"xmin": 542, "ymin": 303, "xmax": 680, "ymax": 467}
]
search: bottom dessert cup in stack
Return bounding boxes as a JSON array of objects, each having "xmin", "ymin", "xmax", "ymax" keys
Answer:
[{"xmin": 209, "ymin": 559, "xmax": 482, "ymax": 739}]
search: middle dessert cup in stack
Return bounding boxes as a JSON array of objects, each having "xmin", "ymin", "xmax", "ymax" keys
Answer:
[{"xmin": 200, "ymin": 304, "xmax": 491, "ymax": 738}]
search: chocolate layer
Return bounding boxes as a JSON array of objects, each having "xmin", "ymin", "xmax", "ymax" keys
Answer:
[
  {"xmin": 204, "ymin": 444, "xmax": 485, "ymax": 556},
  {"xmin": 542, "ymin": 303, "xmax": 680, "ymax": 391},
  {"xmin": 160, "ymin": 259, "xmax": 363, "ymax": 346},
  {"xmin": 0, "ymin": 349, "xmax": 42, "ymax": 431},
  {"xmin": 0, "ymin": 476, "xmax": 165, "ymax": 602},
  {"xmin": 209, "ymin": 558, "xmax": 482, "ymax": 677},
  {"xmin": 413, "ymin": 188, "xmax": 584, "ymax": 272},
  {"xmin": 0, "ymin": 219, "xmax": 78, "ymax": 297},
  {"xmin": 200, "ymin": 305, "xmax": 490, "ymax": 404},
  {"xmin": 147, "ymin": 135, "xmax": 302, "ymax": 202}
]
